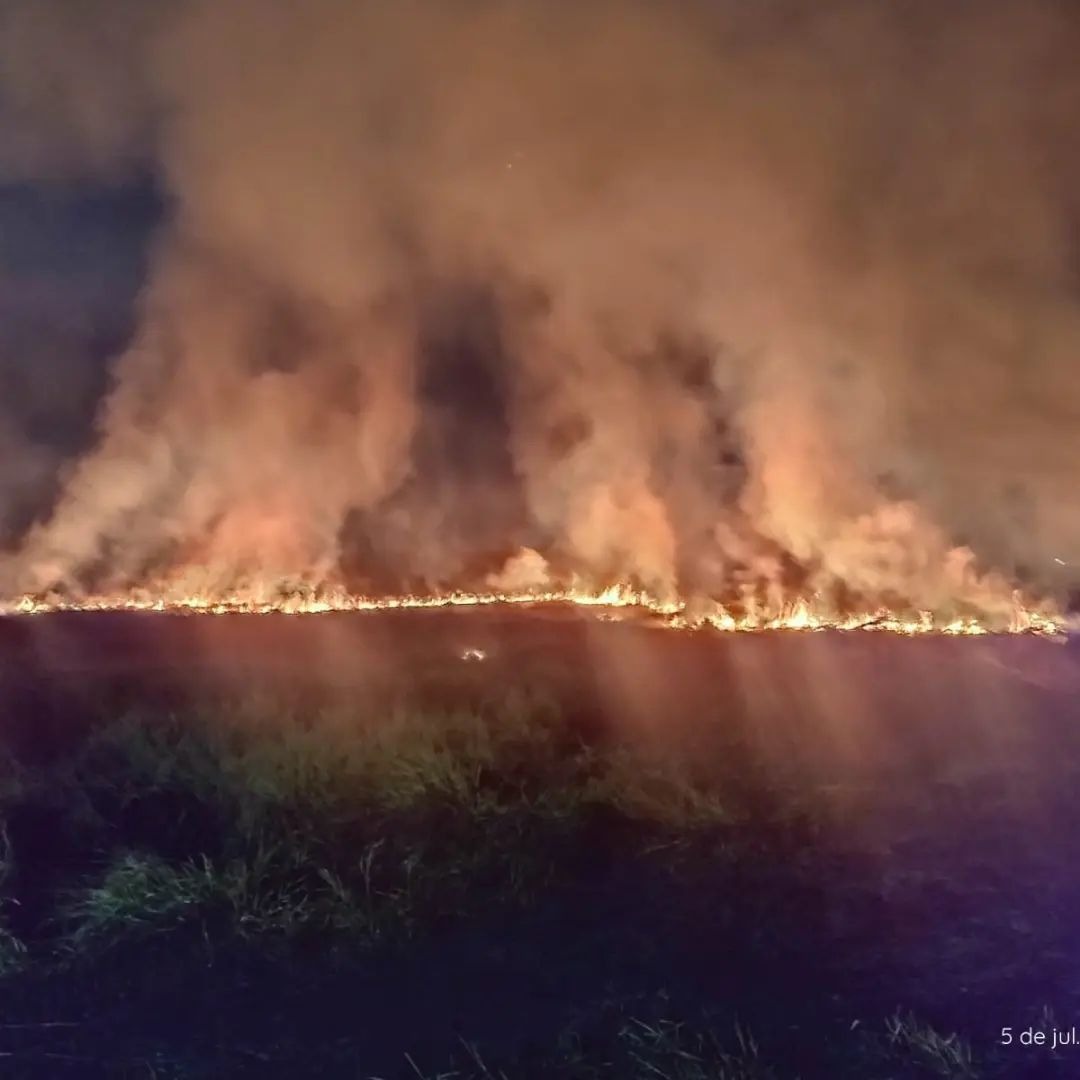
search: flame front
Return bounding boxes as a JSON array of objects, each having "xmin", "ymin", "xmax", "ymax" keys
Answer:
[{"xmin": 0, "ymin": 583, "xmax": 1062, "ymax": 636}]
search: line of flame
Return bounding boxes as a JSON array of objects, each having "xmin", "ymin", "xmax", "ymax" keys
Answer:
[{"xmin": 0, "ymin": 585, "xmax": 1063, "ymax": 636}]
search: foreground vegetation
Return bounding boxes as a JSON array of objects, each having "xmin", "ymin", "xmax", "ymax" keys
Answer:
[
  {"xmin": 384, "ymin": 1002, "xmax": 982, "ymax": 1080},
  {"xmin": 0, "ymin": 673, "xmax": 1059, "ymax": 1077},
  {"xmin": 1, "ymin": 687, "xmax": 733, "ymax": 961}
]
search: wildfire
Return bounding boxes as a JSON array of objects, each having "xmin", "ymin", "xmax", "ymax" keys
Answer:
[{"xmin": 0, "ymin": 583, "xmax": 1063, "ymax": 636}]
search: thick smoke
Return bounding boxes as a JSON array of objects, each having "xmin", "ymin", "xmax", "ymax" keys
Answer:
[{"xmin": 2, "ymin": 0, "xmax": 1079, "ymax": 618}]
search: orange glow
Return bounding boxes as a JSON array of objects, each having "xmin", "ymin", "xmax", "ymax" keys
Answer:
[{"xmin": 0, "ymin": 583, "xmax": 1062, "ymax": 636}]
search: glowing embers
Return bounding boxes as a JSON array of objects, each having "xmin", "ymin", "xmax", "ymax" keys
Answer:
[{"xmin": 0, "ymin": 583, "xmax": 1063, "ymax": 636}]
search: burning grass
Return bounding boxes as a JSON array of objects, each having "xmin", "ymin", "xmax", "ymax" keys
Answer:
[{"xmin": 0, "ymin": 581, "xmax": 1063, "ymax": 636}]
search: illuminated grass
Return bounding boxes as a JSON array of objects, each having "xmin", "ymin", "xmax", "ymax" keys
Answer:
[
  {"xmin": 28, "ymin": 691, "xmax": 731, "ymax": 954},
  {"xmin": 612, "ymin": 1016, "xmax": 777, "ymax": 1080},
  {"xmin": 63, "ymin": 845, "xmax": 380, "ymax": 950},
  {"xmin": 0, "ymin": 690, "xmax": 1003, "ymax": 1077},
  {"xmin": 70, "ymin": 690, "xmax": 731, "ymax": 836},
  {"xmin": 385, "ymin": 1004, "xmax": 780, "ymax": 1080},
  {"xmin": 391, "ymin": 1005, "xmax": 986, "ymax": 1080},
  {"xmin": 881, "ymin": 1010, "xmax": 977, "ymax": 1077}
]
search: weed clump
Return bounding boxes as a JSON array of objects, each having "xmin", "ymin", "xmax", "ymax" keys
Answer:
[
  {"xmin": 0, "ymin": 689, "xmax": 730, "ymax": 958},
  {"xmin": 391, "ymin": 998, "xmax": 782, "ymax": 1079},
  {"xmin": 0, "ymin": 821, "xmax": 26, "ymax": 975},
  {"xmin": 881, "ymin": 1010, "xmax": 977, "ymax": 1077}
]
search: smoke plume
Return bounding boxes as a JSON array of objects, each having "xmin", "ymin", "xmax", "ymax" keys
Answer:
[{"xmin": 2, "ymin": 0, "xmax": 1079, "ymax": 620}]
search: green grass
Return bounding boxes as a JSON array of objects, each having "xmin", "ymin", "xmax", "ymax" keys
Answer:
[
  {"xmin": 0, "ymin": 683, "xmax": 1006, "ymax": 1078},
  {"xmin": 384, "ymin": 1000, "xmax": 984, "ymax": 1079},
  {"xmin": 607, "ymin": 1016, "xmax": 777, "ymax": 1080},
  {"xmin": 62, "ymin": 845, "xmax": 379, "ymax": 950},
  {"xmin": 377, "ymin": 1001, "xmax": 781, "ymax": 1079},
  {"xmin": 0, "ymin": 689, "xmax": 732, "ymax": 960},
  {"xmin": 72, "ymin": 690, "xmax": 728, "ymax": 830},
  {"xmin": 881, "ymin": 1010, "xmax": 977, "ymax": 1077}
]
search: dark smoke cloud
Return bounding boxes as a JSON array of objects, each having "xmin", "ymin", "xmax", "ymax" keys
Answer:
[
  {"xmin": 2, "ymin": 0, "xmax": 1079, "ymax": 618},
  {"xmin": 0, "ymin": 0, "xmax": 161, "ymax": 182}
]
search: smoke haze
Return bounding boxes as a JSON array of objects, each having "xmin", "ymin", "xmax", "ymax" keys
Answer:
[{"xmin": 1, "ymin": 0, "xmax": 1078, "ymax": 620}]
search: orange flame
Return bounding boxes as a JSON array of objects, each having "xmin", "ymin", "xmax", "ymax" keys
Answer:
[{"xmin": 0, "ymin": 583, "xmax": 1063, "ymax": 636}]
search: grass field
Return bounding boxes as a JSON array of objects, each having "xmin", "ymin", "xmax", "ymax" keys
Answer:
[{"xmin": 0, "ymin": 613, "xmax": 1077, "ymax": 1077}]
